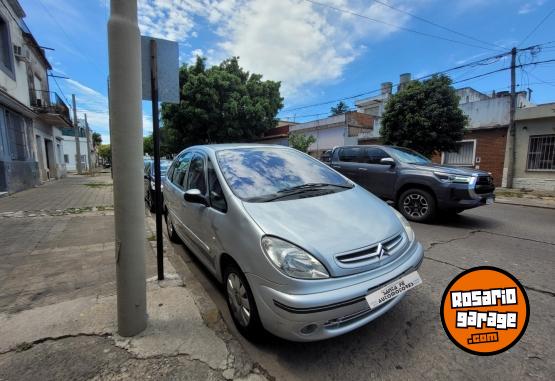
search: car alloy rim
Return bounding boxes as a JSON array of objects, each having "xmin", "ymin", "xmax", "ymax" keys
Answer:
[
  {"xmin": 226, "ymin": 272, "xmax": 251, "ymax": 327},
  {"xmin": 403, "ymin": 194, "xmax": 429, "ymax": 218},
  {"xmin": 167, "ymin": 215, "xmax": 174, "ymax": 235}
]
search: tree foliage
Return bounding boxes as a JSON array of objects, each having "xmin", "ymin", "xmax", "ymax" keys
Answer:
[
  {"xmin": 143, "ymin": 135, "xmax": 153, "ymax": 156},
  {"xmin": 330, "ymin": 101, "xmax": 349, "ymax": 116},
  {"xmin": 380, "ymin": 75, "xmax": 467, "ymax": 157},
  {"xmin": 97, "ymin": 144, "xmax": 111, "ymax": 164},
  {"xmin": 289, "ymin": 133, "xmax": 316, "ymax": 153},
  {"xmin": 161, "ymin": 57, "xmax": 283, "ymax": 153},
  {"xmin": 92, "ymin": 132, "xmax": 102, "ymax": 147}
]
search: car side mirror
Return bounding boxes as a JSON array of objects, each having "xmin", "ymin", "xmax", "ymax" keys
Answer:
[
  {"xmin": 184, "ymin": 189, "xmax": 208, "ymax": 206},
  {"xmin": 380, "ymin": 157, "xmax": 396, "ymax": 166}
]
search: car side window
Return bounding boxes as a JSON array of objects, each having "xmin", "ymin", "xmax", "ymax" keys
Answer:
[
  {"xmin": 366, "ymin": 148, "xmax": 390, "ymax": 164},
  {"xmin": 166, "ymin": 161, "xmax": 175, "ymax": 180},
  {"xmin": 171, "ymin": 152, "xmax": 193, "ymax": 189},
  {"xmin": 186, "ymin": 154, "xmax": 207, "ymax": 194},
  {"xmin": 339, "ymin": 147, "xmax": 363, "ymax": 163},
  {"xmin": 207, "ymin": 159, "xmax": 227, "ymax": 213}
]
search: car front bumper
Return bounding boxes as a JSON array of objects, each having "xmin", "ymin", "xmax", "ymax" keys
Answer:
[{"xmin": 246, "ymin": 241, "xmax": 424, "ymax": 342}]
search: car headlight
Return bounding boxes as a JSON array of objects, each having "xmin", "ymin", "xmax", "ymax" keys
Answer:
[
  {"xmin": 392, "ymin": 208, "xmax": 415, "ymax": 242},
  {"xmin": 261, "ymin": 236, "xmax": 329, "ymax": 279},
  {"xmin": 434, "ymin": 171, "xmax": 474, "ymax": 184}
]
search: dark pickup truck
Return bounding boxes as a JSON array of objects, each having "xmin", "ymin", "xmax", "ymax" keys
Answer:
[{"xmin": 329, "ymin": 145, "xmax": 495, "ymax": 222}]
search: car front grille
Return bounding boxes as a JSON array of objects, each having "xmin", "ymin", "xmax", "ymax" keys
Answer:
[
  {"xmin": 335, "ymin": 233, "xmax": 406, "ymax": 267},
  {"xmin": 475, "ymin": 175, "xmax": 495, "ymax": 194}
]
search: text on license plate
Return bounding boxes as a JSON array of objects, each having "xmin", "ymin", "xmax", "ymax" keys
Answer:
[{"xmin": 365, "ymin": 271, "xmax": 422, "ymax": 309}]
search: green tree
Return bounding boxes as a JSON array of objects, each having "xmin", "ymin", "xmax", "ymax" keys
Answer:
[
  {"xmin": 330, "ymin": 101, "xmax": 349, "ymax": 116},
  {"xmin": 143, "ymin": 135, "xmax": 153, "ymax": 156},
  {"xmin": 92, "ymin": 132, "xmax": 102, "ymax": 147},
  {"xmin": 97, "ymin": 144, "xmax": 111, "ymax": 164},
  {"xmin": 161, "ymin": 56, "xmax": 283, "ymax": 153},
  {"xmin": 380, "ymin": 74, "xmax": 467, "ymax": 157},
  {"xmin": 289, "ymin": 133, "xmax": 316, "ymax": 153}
]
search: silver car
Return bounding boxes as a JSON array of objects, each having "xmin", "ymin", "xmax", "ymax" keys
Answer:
[{"xmin": 163, "ymin": 144, "xmax": 424, "ymax": 342}]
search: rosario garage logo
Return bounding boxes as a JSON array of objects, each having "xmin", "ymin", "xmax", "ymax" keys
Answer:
[{"xmin": 440, "ymin": 266, "xmax": 529, "ymax": 355}]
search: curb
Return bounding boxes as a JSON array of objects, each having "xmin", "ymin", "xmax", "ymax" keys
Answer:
[{"xmin": 495, "ymin": 198, "xmax": 555, "ymax": 210}]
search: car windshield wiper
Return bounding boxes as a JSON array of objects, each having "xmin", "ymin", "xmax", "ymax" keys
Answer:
[{"xmin": 277, "ymin": 183, "xmax": 352, "ymax": 193}]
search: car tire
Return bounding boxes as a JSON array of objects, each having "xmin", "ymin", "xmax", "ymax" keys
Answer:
[
  {"xmin": 398, "ymin": 188, "xmax": 437, "ymax": 222},
  {"xmin": 165, "ymin": 212, "xmax": 180, "ymax": 243},
  {"xmin": 223, "ymin": 263, "xmax": 265, "ymax": 342}
]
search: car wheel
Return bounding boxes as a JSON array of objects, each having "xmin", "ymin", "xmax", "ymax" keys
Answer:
[
  {"xmin": 398, "ymin": 188, "xmax": 437, "ymax": 222},
  {"xmin": 165, "ymin": 212, "xmax": 179, "ymax": 243},
  {"xmin": 223, "ymin": 263, "xmax": 264, "ymax": 341},
  {"xmin": 147, "ymin": 190, "xmax": 155, "ymax": 213}
]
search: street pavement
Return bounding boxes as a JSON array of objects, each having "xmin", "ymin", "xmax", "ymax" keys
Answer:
[
  {"xmin": 0, "ymin": 174, "xmax": 268, "ymax": 381},
  {"xmin": 173, "ymin": 202, "xmax": 555, "ymax": 381}
]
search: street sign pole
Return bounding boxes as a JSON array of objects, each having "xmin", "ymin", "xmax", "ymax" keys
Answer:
[{"xmin": 149, "ymin": 39, "xmax": 164, "ymax": 281}]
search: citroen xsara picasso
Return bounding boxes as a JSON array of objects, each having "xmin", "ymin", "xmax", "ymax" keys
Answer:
[{"xmin": 163, "ymin": 144, "xmax": 424, "ymax": 341}]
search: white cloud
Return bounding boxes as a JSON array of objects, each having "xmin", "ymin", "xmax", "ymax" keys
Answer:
[
  {"xmin": 518, "ymin": 0, "xmax": 545, "ymax": 14},
  {"xmin": 137, "ymin": 0, "xmax": 418, "ymax": 98},
  {"xmin": 62, "ymin": 79, "xmax": 152, "ymax": 144}
]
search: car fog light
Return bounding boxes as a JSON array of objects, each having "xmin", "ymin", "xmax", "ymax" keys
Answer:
[{"xmin": 300, "ymin": 324, "xmax": 318, "ymax": 334}]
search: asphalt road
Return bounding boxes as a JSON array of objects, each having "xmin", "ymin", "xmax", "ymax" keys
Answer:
[{"xmin": 172, "ymin": 203, "xmax": 555, "ymax": 381}]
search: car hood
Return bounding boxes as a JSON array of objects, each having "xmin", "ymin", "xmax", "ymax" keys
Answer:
[
  {"xmin": 241, "ymin": 186, "xmax": 404, "ymax": 276},
  {"xmin": 408, "ymin": 162, "xmax": 490, "ymax": 176}
]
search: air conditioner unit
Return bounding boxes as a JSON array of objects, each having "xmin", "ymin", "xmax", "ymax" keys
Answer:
[{"xmin": 13, "ymin": 45, "xmax": 27, "ymax": 62}]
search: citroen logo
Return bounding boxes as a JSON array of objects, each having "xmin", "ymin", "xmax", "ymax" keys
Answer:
[{"xmin": 377, "ymin": 243, "xmax": 389, "ymax": 260}]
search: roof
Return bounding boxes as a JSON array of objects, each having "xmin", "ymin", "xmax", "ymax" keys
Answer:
[{"xmin": 190, "ymin": 143, "xmax": 291, "ymax": 152}]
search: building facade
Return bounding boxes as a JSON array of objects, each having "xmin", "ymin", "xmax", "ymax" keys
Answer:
[
  {"xmin": 254, "ymin": 120, "xmax": 297, "ymax": 146},
  {"xmin": 289, "ymin": 111, "xmax": 374, "ymax": 158},
  {"xmin": 0, "ymin": 0, "xmax": 72, "ymax": 193}
]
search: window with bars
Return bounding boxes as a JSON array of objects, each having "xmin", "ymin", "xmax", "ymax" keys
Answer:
[
  {"xmin": 5, "ymin": 111, "xmax": 31, "ymax": 161},
  {"xmin": 527, "ymin": 135, "xmax": 555, "ymax": 171},
  {"xmin": 443, "ymin": 140, "xmax": 475, "ymax": 166}
]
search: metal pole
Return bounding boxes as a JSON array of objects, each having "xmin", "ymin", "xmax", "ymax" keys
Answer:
[
  {"xmin": 84, "ymin": 113, "xmax": 93, "ymax": 174},
  {"xmin": 108, "ymin": 0, "xmax": 147, "ymax": 337},
  {"xmin": 72, "ymin": 94, "xmax": 82, "ymax": 174},
  {"xmin": 150, "ymin": 39, "xmax": 164, "ymax": 280},
  {"xmin": 504, "ymin": 47, "xmax": 517, "ymax": 188}
]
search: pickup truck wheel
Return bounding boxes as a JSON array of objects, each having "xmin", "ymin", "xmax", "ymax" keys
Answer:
[
  {"xmin": 223, "ymin": 263, "xmax": 265, "ymax": 342},
  {"xmin": 398, "ymin": 189, "xmax": 437, "ymax": 222}
]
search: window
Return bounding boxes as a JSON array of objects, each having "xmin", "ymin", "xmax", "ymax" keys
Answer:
[
  {"xmin": 207, "ymin": 159, "xmax": 227, "ymax": 213},
  {"xmin": 186, "ymin": 154, "xmax": 207, "ymax": 194},
  {"xmin": 338, "ymin": 147, "xmax": 363, "ymax": 162},
  {"xmin": 171, "ymin": 152, "xmax": 192, "ymax": 189},
  {"xmin": 5, "ymin": 111, "xmax": 29, "ymax": 161},
  {"xmin": 443, "ymin": 141, "xmax": 475, "ymax": 166},
  {"xmin": 527, "ymin": 135, "xmax": 555, "ymax": 171},
  {"xmin": 365, "ymin": 147, "xmax": 390, "ymax": 164},
  {"xmin": 0, "ymin": 15, "xmax": 14, "ymax": 78},
  {"xmin": 64, "ymin": 154, "xmax": 69, "ymax": 164}
]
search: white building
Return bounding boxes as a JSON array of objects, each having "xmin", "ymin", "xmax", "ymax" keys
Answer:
[
  {"xmin": 0, "ymin": 0, "xmax": 73, "ymax": 193},
  {"xmin": 61, "ymin": 121, "xmax": 94, "ymax": 172}
]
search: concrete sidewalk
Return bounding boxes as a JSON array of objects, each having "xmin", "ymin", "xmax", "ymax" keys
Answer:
[
  {"xmin": 495, "ymin": 188, "xmax": 555, "ymax": 209},
  {"xmin": 0, "ymin": 174, "xmax": 267, "ymax": 381}
]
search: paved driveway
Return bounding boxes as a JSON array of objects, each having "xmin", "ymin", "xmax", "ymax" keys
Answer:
[{"xmin": 173, "ymin": 203, "xmax": 555, "ymax": 381}]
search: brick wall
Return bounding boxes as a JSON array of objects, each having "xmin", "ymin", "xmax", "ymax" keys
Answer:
[
  {"xmin": 347, "ymin": 112, "xmax": 374, "ymax": 128},
  {"xmin": 431, "ymin": 127, "xmax": 507, "ymax": 186}
]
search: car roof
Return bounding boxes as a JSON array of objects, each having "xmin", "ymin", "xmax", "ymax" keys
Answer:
[{"xmin": 188, "ymin": 143, "xmax": 291, "ymax": 152}]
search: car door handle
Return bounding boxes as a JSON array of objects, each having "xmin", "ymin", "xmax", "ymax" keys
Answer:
[
  {"xmin": 358, "ymin": 168, "xmax": 367, "ymax": 171},
  {"xmin": 331, "ymin": 165, "xmax": 340, "ymax": 169}
]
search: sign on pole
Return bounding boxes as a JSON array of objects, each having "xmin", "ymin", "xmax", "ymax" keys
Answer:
[{"xmin": 141, "ymin": 36, "xmax": 179, "ymax": 281}]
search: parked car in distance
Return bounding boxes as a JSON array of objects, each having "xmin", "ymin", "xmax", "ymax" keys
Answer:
[
  {"xmin": 163, "ymin": 144, "xmax": 424, "ymax": 342},
  {"xmin": 144, "ymin": 159, "xmax": 172, "ymax": 212},
  {"xmin": 329, "ymin": 145, "xmax": 495, "ymax": 222},
  {"xmin": 320, "ymin": 149, "xmax": 332, "ymax": 163}
]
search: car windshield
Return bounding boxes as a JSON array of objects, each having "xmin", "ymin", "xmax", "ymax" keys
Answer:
[
  {"xmin": 387, "ymin": 147, "xmax": 430, "ymax": 164},
  {"xmin": 216, "ymin": 147, "xmax": 351, "ymax": 201}
]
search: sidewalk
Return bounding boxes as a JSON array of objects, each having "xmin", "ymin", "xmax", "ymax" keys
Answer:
[
  {"xmin": 495, "ymin": 188, "xmax": 555, "ymax": 209},
  {"xmin": 0, "ymin": 174, "xmax": 267, "ymax": 381}
]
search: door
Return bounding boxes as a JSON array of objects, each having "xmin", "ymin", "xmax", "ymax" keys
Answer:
[
  {"xmin": 358, "ymin": 147, "xmax": 397, "ymax": 199},
  {"xmin": 165, "ymin": 152, "xmax": 193, "ymax": 240},
  {"xmin": 332, "ymin": 147, "xmax": 364, "ymax": 184}
]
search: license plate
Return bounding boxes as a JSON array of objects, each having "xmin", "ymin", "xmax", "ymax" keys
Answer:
[
  {"xmin": 365, "ymin": 271, "xmax": 422, "ymax": 309},
  {"xmin": 486, "ymin": 197, "xmax": 494, "ymax": 205}
]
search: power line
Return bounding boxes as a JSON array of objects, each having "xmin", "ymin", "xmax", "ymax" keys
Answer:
[
  {"xmin": 519, "ymin": 5, "xmax": 555, "ymax": 46},
  {"xmin": 282, "ymin": 58, "xmax": 555, "ymax": 120},
  {"xmin": 371, "ymin": 0, "xmax": 502, "ymax": 50},
  {"xmin": 302, "ymin": 0, "xmax": 503, "ymax": 52}
]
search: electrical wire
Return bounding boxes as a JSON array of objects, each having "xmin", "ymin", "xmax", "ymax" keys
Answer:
[
  {"xmin": 371, "ymin": 0, "xmax": 503, "ymax": 50},
  {"xmin": 302, "ymin": 0, "xmax": 503, "ymax": 52},
  {"xmin": 519, "ymin": 5, "xmax": 555, "ymax": 46}
]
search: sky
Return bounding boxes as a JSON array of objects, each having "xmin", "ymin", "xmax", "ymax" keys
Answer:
[{"xmin": 19, "ymin": 0, "xmax": 555, "ymax": 144}]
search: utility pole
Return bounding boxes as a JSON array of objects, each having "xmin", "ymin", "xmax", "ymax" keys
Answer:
[
  {"xmin": 84, "ymin": 113, "xmax": 93, "ymax": 174},
  {"xmin": 72, "ymin": 94, "xmax": 82, "ymax": 174},
  {"xmin": 108, "ymin": 0, "xmax": 147, "ymax": 336},
  {"xmin": 503, "ymin": 47, "xmax": 517, "ymax": 188}
]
